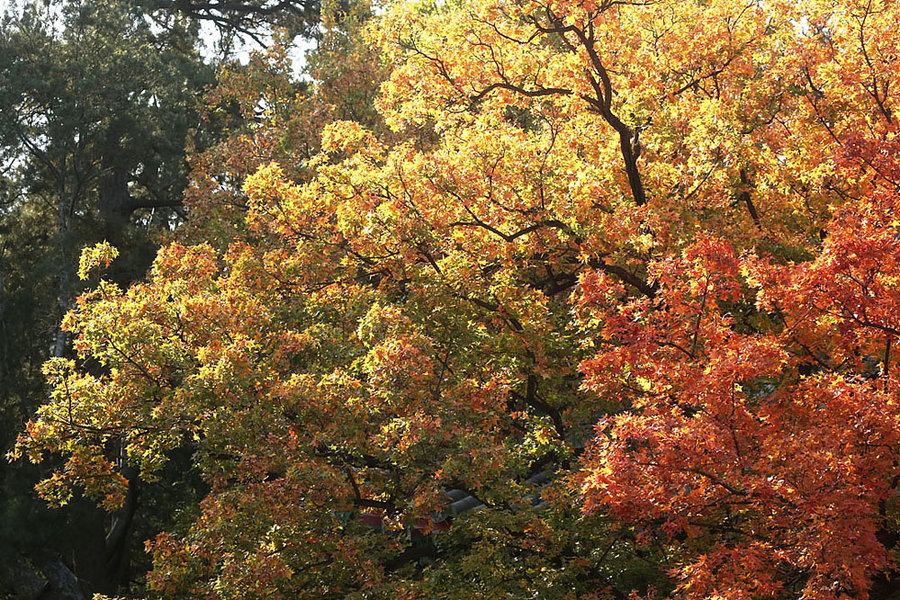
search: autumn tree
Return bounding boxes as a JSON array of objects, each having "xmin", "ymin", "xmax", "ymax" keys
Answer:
[{"xmin": 14, "ymin": 0, "xmax": 900, "ymax": 598}]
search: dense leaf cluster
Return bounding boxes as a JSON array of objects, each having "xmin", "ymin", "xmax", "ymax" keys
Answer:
[{"xmin": 7, "ymin": 0, "xmax": 900, "ymax": 598}]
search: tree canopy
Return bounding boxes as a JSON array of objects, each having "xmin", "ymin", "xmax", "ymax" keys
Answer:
[{"xmin": 10, "ymin": 0, "xmax": 900, "ymax": 598}]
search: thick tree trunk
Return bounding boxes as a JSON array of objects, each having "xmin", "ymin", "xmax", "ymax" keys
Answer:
[
  {"xmin": 98, "ymin": 160, "xmax": 132, "ymax": 245},
  {"xmin": 0, "ymin": 264, "xmax": 6, "ymax": 382},
  {"xmin": 98, "ymin": 140, "xmax": 182, "ymax": 245},
  {"xmin": 102, "ymin": 469, "xmax": 139, "ymax": 592},
  {"xmin": 53, "ymin": 173, "xmax": 76, "ymax": 359}
]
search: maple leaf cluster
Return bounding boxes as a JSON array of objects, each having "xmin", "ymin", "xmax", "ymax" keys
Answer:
[{"xmin": 13, "ymin": 0, "xmax": 900, "ymax": 598}]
